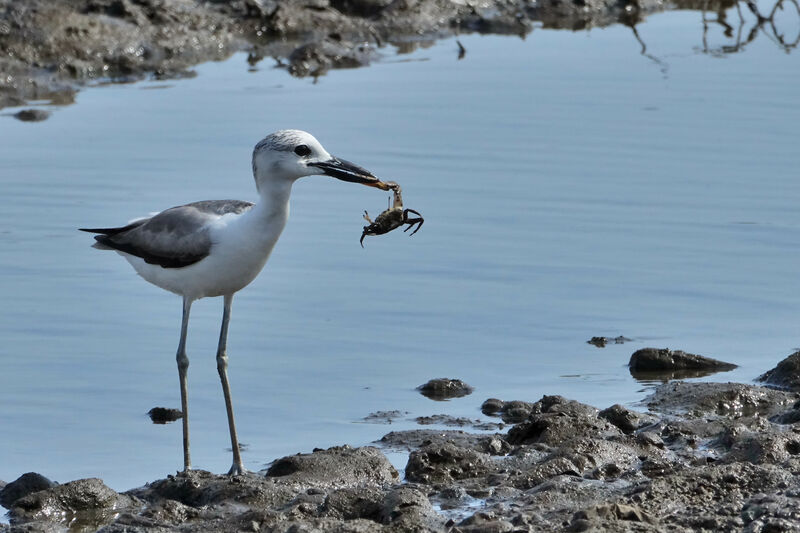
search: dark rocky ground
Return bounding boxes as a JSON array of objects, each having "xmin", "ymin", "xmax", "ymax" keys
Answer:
[
  {"xmin": 3, "ymin": 350, "xmax": 800, "ymax": 532},
  {"xmin": 1, "ymin": 0, "xmax": 735, "ymax": 112}
]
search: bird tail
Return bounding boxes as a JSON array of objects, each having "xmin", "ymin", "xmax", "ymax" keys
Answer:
[
  {"xmin": 79, "ymin": 226, "xmax": 128, "ymax": 235},
  {"xmin": 80, "ymin": 220, "xmax": 146, "ymax": 250}
]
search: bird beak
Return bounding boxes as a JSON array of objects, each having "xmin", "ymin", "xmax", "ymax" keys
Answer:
[{"xmin": 309, "ymin": 157, "xmax": 391, "ymax": 190}]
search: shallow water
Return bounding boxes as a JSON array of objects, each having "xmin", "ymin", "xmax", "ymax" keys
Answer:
[{"xmin": 1, "ymin": 0, "xmax": 799, "ymax": 492}]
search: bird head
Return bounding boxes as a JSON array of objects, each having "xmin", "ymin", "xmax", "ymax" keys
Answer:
[{"xmin": 252, "ymin": 130, "xmax": 390, "ymax": 191}]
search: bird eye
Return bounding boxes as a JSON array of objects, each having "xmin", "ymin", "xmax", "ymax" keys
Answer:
[{"xmin": 294, "ymin": 144, "xmax": 311, "ymax": 157}]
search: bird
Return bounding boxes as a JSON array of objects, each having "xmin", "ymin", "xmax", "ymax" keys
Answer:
[{"xmin": 80, "ymin": 130, "xmax": 390, "ymax": 475}]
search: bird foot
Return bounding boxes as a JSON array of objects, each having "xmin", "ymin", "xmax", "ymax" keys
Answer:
[{"xmin": 227, "ymin": 463, "xmax": 248, "ymax": 476}]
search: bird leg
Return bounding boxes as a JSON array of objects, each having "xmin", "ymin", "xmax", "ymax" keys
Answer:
[
  {"xmin": 217, "ymin": 294, "xmax": 247, "ymax": 475},
  {"xmin": 177, "ymin": 297, "xmax": 192, "ymax": 471}
]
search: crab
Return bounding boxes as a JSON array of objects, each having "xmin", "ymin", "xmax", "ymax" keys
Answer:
[{"xmin": 360, "ymin": 181, "xmax": 424, "ymax": 247}]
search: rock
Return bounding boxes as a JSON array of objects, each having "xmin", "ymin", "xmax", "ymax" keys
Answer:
[
  {"xmin": 318, "ymin": 486, "xmax": 384, "ymax": 520},
  {"xmin": 417, "ymin": 378, "xmax": 474, "ymax": 400},
  {"xmin": 379, "ymin": 429, "xmax": 492, "ymax": 452},
  {"xmin": 362, "ymin": 410, "xmax": 408, "ymax": 424},
  {"xmin": 758, "ymin": 351, "xmax": 800, "ymax": 391},
  {"xmin": 11, "ymin": 367, "xmax": 800, "ymax": 532},
  {"xmin": 147, "ymin": 406, "xmax": 183, "ymax": 424},
  {"xmin": 481, "ymin": 398, "xmax": 505, "ymax": 416},
  {"xmin": 266, "ymin": 445, "xmax": 399, "ymax": 486},
  {"xmin": 645, "ymin": 381, "xmax": 796, "ymax": 418},
  {"xmin": 414, "ymin": 414, "xmax": 503, "ymax": 430},
  {"xmin": 587, "ymin": 336, "xmax": 632, "ymax": 347},
  {"xmin": 9, "ymin": 478, "xmax": 136, "ymax": 529},
  {"xmin": 480, "ymin": 398, "xmax": 536, "ymax": 423},
  {"xmin": 629, "ymin": 347, "xmax": 737, "ymax": 372},
  {"xmin": 405, "ymin": 442, "xmax": 494, "ymax": 483},
  {"xmin": 598, "ymin": 404, "xmax": 657, "ymax": 434},
  {"xmin": 13, "ymin": 108, "xmax": 50, "ymax": 122},
  {"xmin": 506, "ymin": 395, "xmax": 622, "ymax": 445},
  {"xmin": 380, "ymin": 485, "xmax": 444, "ymax": 529},
  {"xmin": 0, "ymin": 472, "xmax": 56, "ymax": 508}
]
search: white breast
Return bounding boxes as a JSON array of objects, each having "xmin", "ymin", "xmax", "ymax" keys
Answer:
[{"xmin": 122, "ymin": 206, "xmax": 289, "ymax": 300}]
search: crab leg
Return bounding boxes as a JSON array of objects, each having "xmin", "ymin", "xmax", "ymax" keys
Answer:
[{"xmin": 403, "ymin": 209, "xmax": 424, "ymax": 236}]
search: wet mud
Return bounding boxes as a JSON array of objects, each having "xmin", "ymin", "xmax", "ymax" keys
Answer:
[
  {"xmin": 4, "ymin": 352, "xmax": 800, "ymax": 531},
  {"xmin": 0, "ymin": 0, "xmax": 735, "ymax": 113}
]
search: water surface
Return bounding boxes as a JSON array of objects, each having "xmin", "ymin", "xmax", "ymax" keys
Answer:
[{"xmin": 1, "ymin": 0, "xmax": 799, "ymax": 491}]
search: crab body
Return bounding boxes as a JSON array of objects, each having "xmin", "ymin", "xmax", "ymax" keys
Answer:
[{"xmin": 360, "ymin": 182, "xmax": 423, "ymax": 246}]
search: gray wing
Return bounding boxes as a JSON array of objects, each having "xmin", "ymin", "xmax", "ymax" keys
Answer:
[{"xmin": 81, "ymin": 200, "xmax": 254, "ymax": 268}]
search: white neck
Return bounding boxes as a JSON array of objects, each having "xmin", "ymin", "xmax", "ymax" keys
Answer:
[{"xmin": 255, "ymin": 177, "xmax": 293, "ymax": 214}]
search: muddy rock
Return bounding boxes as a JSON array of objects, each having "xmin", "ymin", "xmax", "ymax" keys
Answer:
[
  {"xmin": 415, "ymin": 414, "xmax": 504, "ymax": 431},
  {"xmin": 379, "ymin": 429, "xmax": 493, "ymax": 451},
  {"xmin": 12, "ymin": 380, "xmax": 800, "ymax": 532},
  {"xmin": 715, "ymin": 424, "xmax": 800, "ymax": 466},
  {"xmin": 758, "ymin": 350, "xmax": 800, "ymax": 391},
  {"xmin": 632, "ymin": 462, "xmax": 796, "ymax": 530},
  {"xmin": 380, "ymin": 485, "xmax": 445, "ymax": 529},
  {"xmin": 418, "ymin": 378, "xmax": 474, "ymax": 400},
  {"xmin": 406, "ymin": 441, "xmax": 495, "ymax": 483},
  {"xmin": 481, "ymin": 398, "xmax": 536, "ymax": 423},
  {"xmin": 265, "ymin": 445, "xmax": 399, "ymax": 486},
  {"xmin": 645, "ymin": 381, "xmax": 797, "ymax": 418},
  {"xmin": 9, "ymin": 477, "xmax": 137, "ymax": 529},
  {"xmin": 629, "ymin": 347, "xmax": 737, "ymax": 372},
  {"xmin": 599, "ymin": 404, "xmax": 658, "ymax": 434},
  {"xmin": 363, "ymin": 410, "xmax": 408, "ymax": 424},
  {"xmin": 506, "ymin": 395, "xmax": 622, "ymax": 445},
  {"xmin": 0, "ymin": 472, "xmax": 56, "ymax": 509},
  {"xmin": 318, "ymin": 486, "xmax": 384, "ymax": 520},
  {"xmin": 379, "ymin": 428, "xmax": 511, "ymax": 457}
]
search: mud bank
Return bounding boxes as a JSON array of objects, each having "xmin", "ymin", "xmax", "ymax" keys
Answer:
[
  {"xmin": 1, "ymin": 0, "xmax": 733, "ymax": 112},
  {"xmin": 3, "ymin": 352, "xmax": 800, "ymax": 532}
]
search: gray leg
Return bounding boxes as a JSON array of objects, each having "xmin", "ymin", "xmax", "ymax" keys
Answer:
[
  {"xmin": 177, "ymin": 297, "xmax": 192, "ymax": 471},
  {"xmin": 217, "ymin": 294, "xmax": 246, "ymax": 475}
]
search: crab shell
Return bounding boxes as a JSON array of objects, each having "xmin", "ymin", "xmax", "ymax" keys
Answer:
[{"xmin": 364, "ymin": 207, "xmax": 404, "ymax": 236}]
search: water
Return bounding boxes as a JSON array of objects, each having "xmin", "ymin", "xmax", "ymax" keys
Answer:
[{"xmin": 1, "ymin": 0, "xmax": 798, "ymax": 492}]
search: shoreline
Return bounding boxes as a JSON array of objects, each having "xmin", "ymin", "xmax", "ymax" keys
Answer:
[
  {"xmin": 3, "ymin": 350, "xmax": 800, "ymax": 532},
  {"xmin": 0, "ymin": 0, "xmax": 735, "ymax": 114}
]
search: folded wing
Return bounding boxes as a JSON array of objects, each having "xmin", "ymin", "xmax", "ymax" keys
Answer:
[{"xmin": 80, "ymin": 200, "xmax": 254, "ymax": 269}]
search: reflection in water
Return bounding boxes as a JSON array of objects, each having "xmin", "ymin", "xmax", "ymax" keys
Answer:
[
  {"xmin": 629, "ymin": 366, "xmax": 737, "ymax": 384},
  {"xmin": 621, "ymin": 0, "xmax": 797, "ymax": 77},
  {"xmin": 701, "ymin": 0, "xmax": 800, "ymax": 54}
]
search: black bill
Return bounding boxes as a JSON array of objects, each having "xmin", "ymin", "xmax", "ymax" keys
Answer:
[{"xmin": 309, "ymin": 157, "xmax": 390, "ymax": 190}]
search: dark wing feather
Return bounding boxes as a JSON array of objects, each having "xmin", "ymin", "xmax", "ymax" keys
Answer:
[{"xmin": 81, "ymin": 200, "xmax": 254, "ymax": 269}]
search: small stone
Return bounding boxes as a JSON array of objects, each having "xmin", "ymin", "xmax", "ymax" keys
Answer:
[
  {"xmin": 148, "ymin": 407, "xmax": 183, "ymax": 424},
  {"xmin": 417, "ymin": 378, "xmax": 474, "ymax": 400},
  {"xmin": 481, "ymin": 398, "xmax": 504, "ymax": 415},
  {"xmin": 599, "ymin": 404, "xmax": 655, "ymax": 434},
  {"xmin": 13, "ymin": 108, "xmax": 50, "ymax": 122}
]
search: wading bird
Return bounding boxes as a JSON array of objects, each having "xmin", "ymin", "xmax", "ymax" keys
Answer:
[{"xmin": 81, "ymin": 130, "xmax": 389, "ymax": 475}]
